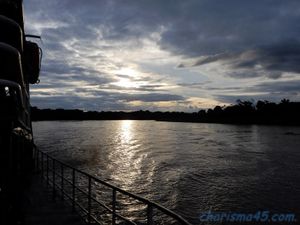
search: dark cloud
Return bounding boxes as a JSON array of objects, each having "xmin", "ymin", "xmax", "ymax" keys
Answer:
[
  {"xmin": 26, "ymin": 0, "xmax": 300, "ymax": 55},
  {"xmin": 214, "ymin": 80, "xmax": 300, "ymax": 103},
  {"xmin": 177, "ymin": 81, "xmax": 212, "ymax": 88},
  {"xmin": 214, "ymin": 94, "xmax": 269, "ymax": 104},
  {"xmin": 204, "ymin": 86, "xmax": 243, "ymax": 91},
  {"xmin": 249, "ymin": 79, "xmax": 300, "ymax": 94},
  {"xmin": 191, "ymin": 53, "xmax": 233, "ymax": 67},
  {"xmin": 24, "ymin": 0, "xmax": 300, "ymax": 110},
  {"xmin": 73, "ymin": 88, "xmax": 185, "ymax": 102},
  {"xmin": 123, "ymin": 93, "xmax": 185, "ymax": 102},
  {"xmin": 159, "ymin": 1, "xmax": 300, "ymax": 56},
  {"xmin": 252, "ymin": 41, "xmax": 300, "ymax": 74},
  {"xmin": 31, "ymin": 96, "xmax": 128, "ymax": 111},
  {"xmin": 129, "ymin": 85, "xmax": 168, "ymax": 92},
  {"xmin": 181, "ymin": 40, "xmax": 300, "ymax": 79},
  {"xmin": 31, "ymin": 91, "xmax": 185, "ymax": 111},
  {"xmin": 215, "ymin": 93, "xmax": 298, "ymax": 104}
]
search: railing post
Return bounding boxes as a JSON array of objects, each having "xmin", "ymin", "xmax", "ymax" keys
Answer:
[
  {"xmin": 52, "ymin": 160, "xmax": 56, "ymax": 199},
  {"xmin": 112, "ymin": 189, "xmax": 116, "ymax": 225},
  {"xmin": 46, "ymin": 155, "xmax": 49, "ymax": 186},
  {"xmin": 88, "ymin": 176, "xmax": 92, "ymax": 224},
  {"xmin": 61, "ymin": 164, "xmax": 64, "ymax": 200},
  {"xmin": 41, "ymin": 152, "xmax": 44, "ymax": 178},
  {"xmin": 36, "ymin": 150, "xmax": 39, "ymax": 171},
  {"xmin": 147, "ymin": 204, "xmax": 153, "ymax": 225},
  {"xmin": 72, "ymin": 168, "xmax": 75, "ymax": 211}
]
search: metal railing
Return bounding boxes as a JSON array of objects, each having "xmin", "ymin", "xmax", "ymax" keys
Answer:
[{"xmin": 34, "ymin": 147, "xmax": 192, "ymax": 225}]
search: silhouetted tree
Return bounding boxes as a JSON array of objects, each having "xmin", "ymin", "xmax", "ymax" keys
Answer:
[{"xmin": 31, "ymin": 99, "xmax": 300, "ymax": 125}]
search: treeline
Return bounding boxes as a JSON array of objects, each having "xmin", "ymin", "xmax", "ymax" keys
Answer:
[{"xmin": 31, "ymin": 99, "xmax": 300, "ymax": 125}]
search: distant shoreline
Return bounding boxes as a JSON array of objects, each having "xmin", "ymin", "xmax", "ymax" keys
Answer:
[
  {"xmin": 31, "ymin": 99, "xmax": 300, "ymax": 126},
  {"xmin": 32, "ymin": 119, "xmax": 300, "ymax": 127}
]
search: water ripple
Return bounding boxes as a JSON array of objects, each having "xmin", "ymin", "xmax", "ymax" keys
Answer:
[{"xmin": 33, "ymin": 121, "xmax": 300, "ymax": 224}]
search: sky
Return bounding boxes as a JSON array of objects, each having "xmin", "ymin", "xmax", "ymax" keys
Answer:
[{"xmin": 24, "ymin": 0, "xmax": 300, "ymax": 112}]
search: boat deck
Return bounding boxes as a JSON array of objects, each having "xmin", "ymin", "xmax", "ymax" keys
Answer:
[{"xmin": 23, "ymin": 173, "xmax": 86, "ymax": 225}]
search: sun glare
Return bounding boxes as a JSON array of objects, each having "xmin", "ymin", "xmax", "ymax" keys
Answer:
[
  {"xmin": 116, "ymin": 67, "xmax": 137, "ymax": 77},
  {"xmin": 114, "ymin": 78, "xmax": 138, "ymax": 88},
  {"xmin": 112, "ymin": 67, "xmax": 141, "ymax": 88}
]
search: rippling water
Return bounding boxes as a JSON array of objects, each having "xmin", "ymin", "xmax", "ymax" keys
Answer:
[{"xmin": 33, "ymin": 121, "xmax": 300, "ymax": 224}]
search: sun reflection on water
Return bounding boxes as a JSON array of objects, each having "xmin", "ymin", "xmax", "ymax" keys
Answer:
[
  {"xmin": 120, "ymin": 120, "xmax": 133, "ymax": 144},
  {"xmin": 108, "ymin": 120, "xmax": 144, "ymax": 190}
]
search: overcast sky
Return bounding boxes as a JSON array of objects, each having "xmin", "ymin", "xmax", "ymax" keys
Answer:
[{"xmin": 24, "ymin": 0, "xmax": 300, "ymax": 111}]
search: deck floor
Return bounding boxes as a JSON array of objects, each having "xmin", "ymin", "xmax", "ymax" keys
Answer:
[{"xmin": 23, "ymin": 174, "xmax": 87, "ymax": 225}]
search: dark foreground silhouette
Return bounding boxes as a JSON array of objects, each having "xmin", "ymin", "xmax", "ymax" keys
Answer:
[
  {"xmin": 31, "ymin": 99, "xmax": 300, "ymax": 126},
  {"xmin": 1, "ymin": 0, "xmax": 41, "ymax": 224}
]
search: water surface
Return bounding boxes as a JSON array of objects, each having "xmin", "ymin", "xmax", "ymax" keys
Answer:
[{"xmin": 33, "ymin": 121, "xmax": 300, "ymax": 224}]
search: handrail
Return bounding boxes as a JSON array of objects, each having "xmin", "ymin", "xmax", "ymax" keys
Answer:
[{"xmin": 34, "ymin": 146, "xmax": 192, "ymax": 225}]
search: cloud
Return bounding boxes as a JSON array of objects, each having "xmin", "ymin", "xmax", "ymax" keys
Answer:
[
  {"xmin": 180, "ymin": 40, "xmax": 300, "ymax": 79},
  {"xmin": 31, "ymin": 92, "xmax": 186, "ymax": 111},
  {"xmin": 123, "ymin": 93, "xmax": 185, "ymax": 102},
  {"xmin": 249, "ymin": 79, "xmax": 300, "ymax": 94},
  {"xmin": 159, "ymin": 1, "xmax": 300, "ymax": 56},
  {"xmin": 26, "ymin": 0, "xmax": 300, "ymax": 57},
  {"xmin": 214, "ymin": 79, "xmax": 300, "ymax": 103},
  {"xmin": 176, "ymin": 81, "xmax": 212, "ymax": 88},
  {"xmin": 73, "ymin": 88, "xmax": 185, "ymax": 102},
  {"xmin": 23, "ymin": 0, "xmax": 300, "ymax": 110},
  {"xmin": 31, "ymin": 96, "xmax": 128, "ymax": 111}
]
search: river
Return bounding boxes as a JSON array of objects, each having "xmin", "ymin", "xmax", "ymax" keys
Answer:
[{"xmin": 33, "ymin": 121, "xmax": 300, "ymax": 224}]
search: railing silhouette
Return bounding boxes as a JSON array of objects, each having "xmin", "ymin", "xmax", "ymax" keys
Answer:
[{"xmin": 34, "ymin": 147, "xmax": 191, "ymax": 225}]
